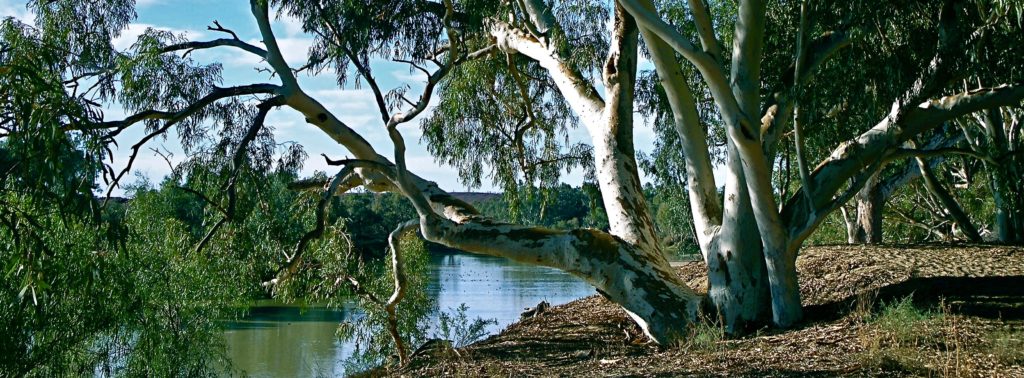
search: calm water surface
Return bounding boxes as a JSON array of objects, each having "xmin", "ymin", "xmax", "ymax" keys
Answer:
[{"xmin": 223, "ymin": 252, "xmax": 595, "ymax": 377}]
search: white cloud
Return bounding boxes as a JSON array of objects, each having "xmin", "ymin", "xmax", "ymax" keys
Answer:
[
  {"xmin": 274, "ymin": 13, "xmax": 305, "ymax": 38},
  {"xmin": 0, "ymin": 0, "xmax": 31, "ymax": 21},
  {"xmin": 275, "ymin": 37, "xmax": 313, "ymax": 66},
  {"xmin": 310, "ymin": 88, "xmax": 379, "ymax": 113},
  {"xmin": 135, "ymin": 0, "xmax": 164, "ymax": 8},
  {"xmin": 390, "ymin": 68, "xmax": 429, "ymax": 84}
]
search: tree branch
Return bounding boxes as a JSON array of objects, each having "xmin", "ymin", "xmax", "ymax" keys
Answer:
[
  {"xmin": 489, "ymin": 20, "xmax": 605, "ymax": 125},
  {"xmin": 782, "ymin": 83, "xmax": 1024, "ymax": 245},
  {"xmin": 162, "ymin": 38, "xmax": 267, "ymax": 58},
  {"xmin": 264, "ymin": 165, "xmax": 364, "ymax": 288},
  {"xmin": 100, "ymin": 84, "xmax": 281, "ymax": 202},
  {"xmin": 686, "ymin": 0, "xmax": 725, "ymax": 64},
  {"xmin": 760, "ymin": 30, "xmax": 851, "ymax": 155},
  {"xmin": 383, "ymin": 219, "xmax": 418, "ymax": 365},
  {"xmin": 251, "ymin": 0, "xmax": 298, "ymax": 89}
]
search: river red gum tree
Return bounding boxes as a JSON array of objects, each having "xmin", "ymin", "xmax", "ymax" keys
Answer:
[{"xmin": 92, "ymin": 0, "xmax": 1023, "ymax": 344}]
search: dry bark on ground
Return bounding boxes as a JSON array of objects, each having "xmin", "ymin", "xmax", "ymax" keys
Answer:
[{"xmin": 393, "ymin": 245, "xmax": 1024, "ymax": 377}]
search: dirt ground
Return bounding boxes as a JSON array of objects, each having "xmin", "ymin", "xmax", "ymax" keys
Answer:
[{"xmin": 392, "ymin": 245, "xmax": 1024, "ymax": 377}]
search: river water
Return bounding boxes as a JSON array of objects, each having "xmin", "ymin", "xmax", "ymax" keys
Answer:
[{"xmin": 222, "ymin": 252, "xmax": 596, "ymax": 377}]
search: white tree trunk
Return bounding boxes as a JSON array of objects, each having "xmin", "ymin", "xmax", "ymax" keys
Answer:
[
  {"xmin": 637, "ymin": 4, "xmax": 771, "ymax": 332},
  {"xmin": 709, "ymin": 143, "xmax": 772, "ymax": 331}
]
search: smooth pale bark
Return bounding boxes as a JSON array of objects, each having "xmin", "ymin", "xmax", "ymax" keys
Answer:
[
  {"xmin": 626, "ymin": 0, "xmax": 802, "ymax": 327},
  {"xmin": 595, "ymin": 4, "xmax": 665, "ymax": 256},
  {"xmin": 419, "ymin": 218, "xmax": 700, "ymax": 342},
  {"xmin": 852, "ymin": 172, "xmax": 884, "ymax": 244},
  {"xmin": 725, "ymin": 0, "xmax": 802, "ymax": 328},
  {"xmin": 246, "ymin": 0, "xmax": 1024, "ymax": 344},
  {"xmin": 97, "ymin": 0, "xmax": 1024, "ymax": 349},
  {"xmin": 637, "ymin": 20, "xmax": 721, "ymax": 254},
  {"xmin": 248, "ymin": 1, "xmax": 701, "ymax": 344},
  {"xmin": 425, "ymin": 3, "xmax": 703, "ymax": 343},
  {"xmin": 711, "ymin": 141, "xmax": 772, "ymax": 331},
  {"xmin": 626, "ymin": 0, "xmax": 1024, "ymax": 329},
  {"xmin": 491, "ymin": 16, "xmax": 668, "ymax": 254},
  {"xmin": 261, "ymin": 0, "xmax": 706, "ymax": 344},
  {"xmin": 636, "ymin": 1, "xmax": 769, "ymax": 332}
]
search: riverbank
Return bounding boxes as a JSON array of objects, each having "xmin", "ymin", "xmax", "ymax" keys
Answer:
[{"xmin": 392, "ymin": 245, "xmax": 1024, "ymax": 377}]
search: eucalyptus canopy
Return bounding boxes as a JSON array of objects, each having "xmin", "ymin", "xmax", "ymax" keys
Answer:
[{"xmin": 3, "ymin": 0, "xmax": 1023, "ymax": 350}]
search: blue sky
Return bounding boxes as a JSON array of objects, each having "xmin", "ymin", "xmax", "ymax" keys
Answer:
[{"xmin": 2, "ymin": 0, "xmax": 724, "ymax": 195}]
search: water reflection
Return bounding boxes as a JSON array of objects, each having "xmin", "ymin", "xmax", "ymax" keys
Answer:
[
  {"xmin": 223, "ymin": 304, "xmax": 358, "ymax": 377},
  {"xmin": 224, "ymin": 252, "xmax": 595, "ymax": 377},
  {"xmin": 429, "ymin": 253, "xmax": 596, "ymax": 333}
]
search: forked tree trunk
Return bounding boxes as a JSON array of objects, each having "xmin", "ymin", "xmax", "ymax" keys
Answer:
[
  {"xmin": 706, "ymin": 147, "xmax": 772, "ymax": 332},
  {"xmin": 482, "ymin": 1, "xmax": 704, "ymax": 343},
  {"xmin": 980, "ymin": 108, "xmax": 1023, "ymax": 244},
  {"xmin": 638, "ymin": 8, "xmax": 772, "ymax": 332},
  {"xmin": 916, "ymin": 157, "xmax": 983, "ymax": 242},
  {"xmin": 158, "ymin": 0, "xmax": 1024, "ymax": 350}
]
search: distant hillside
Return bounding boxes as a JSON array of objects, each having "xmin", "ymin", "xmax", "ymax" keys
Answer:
[
  {"xmin": 106, "ymin": 192, "xmax": 500, "ymax": 205},
  {"xmin": 447, "ymin": 192, "xmax": 501, "ymax": 204},
  {"xmin": 335, "ymin": 191, "xmax": 501, "ymax": 204}
]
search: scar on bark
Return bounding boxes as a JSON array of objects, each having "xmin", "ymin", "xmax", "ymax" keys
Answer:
[
  {"xmin": 740, "ymin": 123, "xmax": 757, "ymax": 140},
  {"xmin": 719, "ymin": 258, "xmax": 732, "ymax": 286}
]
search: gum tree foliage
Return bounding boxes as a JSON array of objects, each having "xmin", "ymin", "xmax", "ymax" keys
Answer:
[
  {"xmin": 0, "ymin": 1, "xmax": 435, "ymax": 375},
  {"xmin": 757, "ymin": 1, "xmax": 1024, "ymax": 245},
  {"xmin": 4, "ymin": 0, "xmax": 1024, "ymax": 360}
]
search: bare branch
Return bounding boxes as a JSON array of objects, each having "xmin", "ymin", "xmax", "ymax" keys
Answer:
[
  {"xmin": 208, "ymin": 20, "xmax": 240, "ymax": 40},
  {"xmin": 687, "ymin": 0, "xmax": 725, "ymax": 63},
  {"xmin": 394, "ymin": 59, "xmax": 431, "ymax": 77},
  {"xmin": 791, "ymin": 0, "xmax": 814, "ymax": 203},
  {"xmin": 162, "ymin": 38, "xmax": 267, "ymax": 58},
  {"xmin": 99, "ymin": 84, "xmax": 281, "ymax": 203},
  {"xmin": 340, "ymin": 44, "xmax": 390, "ymax": 124},
  {"xmin": 193, "ymin": 96, "xmax": 287, "ymax": 255},
  {"xmin": 176, "ymin": 186, "xmax": 228, "ymax": 215},
  {"xmin": 383, "ymin": 219, "xmax": 418, "ymax": 365},
  {"xmin": 264, "ymin": 165, "xmax": 365, "ymax": 288}
]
